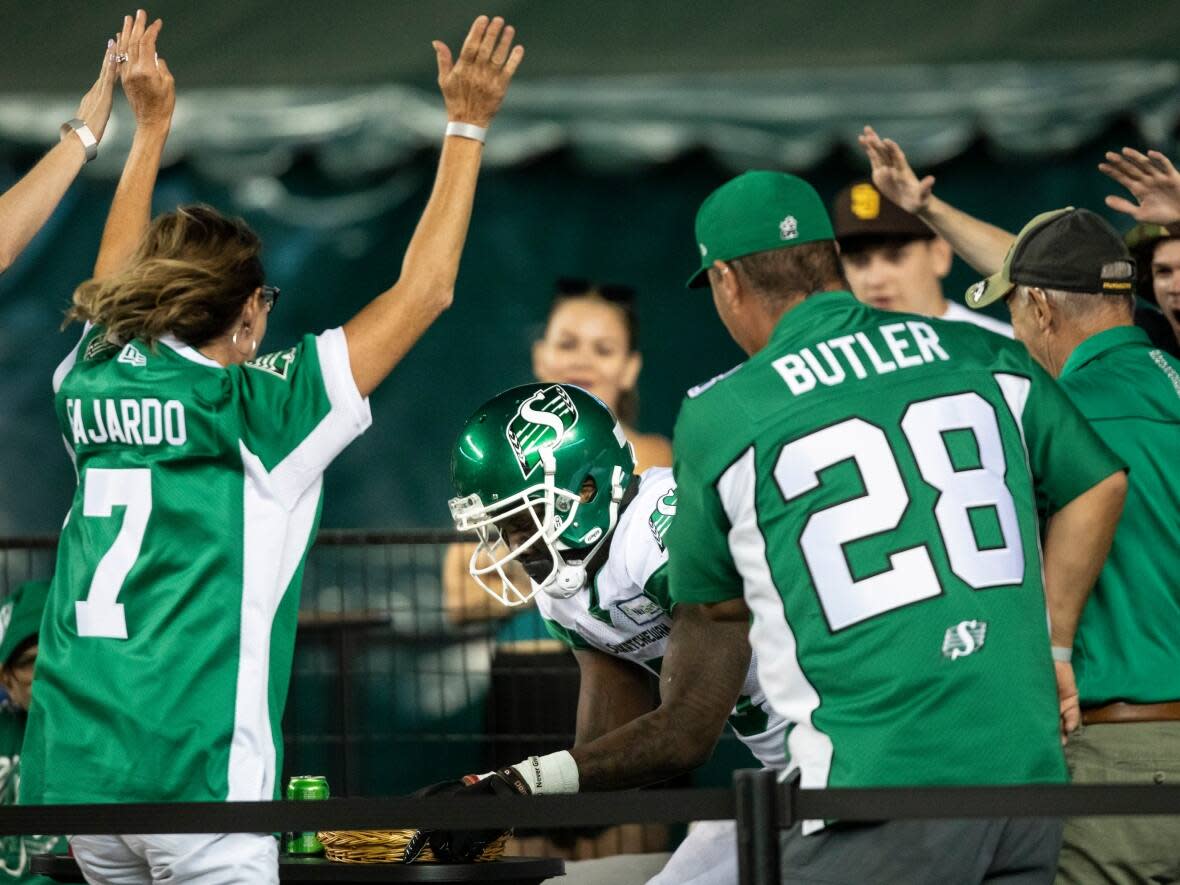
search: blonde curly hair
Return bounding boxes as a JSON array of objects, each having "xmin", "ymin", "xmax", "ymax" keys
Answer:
[{"xmin": 68, "ymin": 204, "xmax": 265, "ymax": 347}]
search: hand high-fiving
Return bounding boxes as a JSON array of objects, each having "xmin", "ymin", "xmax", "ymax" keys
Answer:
[
  {"xmin": 116, "ymin": 9, "xmax": 176, "ymax": 131},
  {"xmin": 433, "ymin": 16, "xmax": 524, "ymax": 129},
  {"xmin": 69, "ymin": 39, "xmax": 120, "ymax": 145},
  {"xmin": 859, "ymin": 125, "xmax": 935, "ymax": 216},
  {"xmin": 1099, "ymin": 147, "xmax": 1180, "ymax": 228}
]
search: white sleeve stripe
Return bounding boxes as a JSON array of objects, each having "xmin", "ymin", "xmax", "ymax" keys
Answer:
[
  {"xmin": 316, "ymin": 327, "xmax": 372, "ymax": 434},
  {"xmin": 52, "ymin": 323, "xmax": 92, "ymax": 394},
  {"xmin": 263, "ymin": 329, "xmax": 371, "ymax": 510}
]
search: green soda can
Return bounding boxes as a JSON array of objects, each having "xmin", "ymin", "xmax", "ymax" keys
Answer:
[{"xmin": 285, "ymin": 775, "xmax": 329, "ymax": 855}]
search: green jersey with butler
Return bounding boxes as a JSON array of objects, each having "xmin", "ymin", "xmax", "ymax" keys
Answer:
[{"xmin": 666, "ymin": 171, "xmax": 1127, "ymax": 884}]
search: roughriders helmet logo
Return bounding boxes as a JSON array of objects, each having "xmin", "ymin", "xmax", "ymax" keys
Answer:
[
  {"xmin": 506, "ymin": 386, "xmax": 579, "ymax": 479},
  {"xmin": 648, "ymin": 487, "xmax": 677, "ymax": 551}
]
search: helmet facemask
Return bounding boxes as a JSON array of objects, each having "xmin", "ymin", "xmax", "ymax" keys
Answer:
[{"xmin": 449, "ymin": 444, "xmax": 629, "ymax": 606}]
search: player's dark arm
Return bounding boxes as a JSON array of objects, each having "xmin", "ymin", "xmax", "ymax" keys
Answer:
[
  {"xmin": 571, "ymin": 601, "xmax": 751, "ymax": 790},
  {"xmin": 571, "ymin": 649, "xmax": 657, "ymax": 746},
  {"xmin": 342, "ymin": 17, "xmax": 522, "ymax": 398}
]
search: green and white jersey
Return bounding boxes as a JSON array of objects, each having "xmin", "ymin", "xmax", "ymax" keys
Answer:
[
  {"xmin": 668, "ymin": 292, "xmax": 1124, "ymax": 798},
  {"xmin": 22, "ymin": 325, "xmax": 371, "ymax": 805},
  {"xmin": 537, "ymin": 468, "xmax": 789, "ymax": 768},
  {"xmin": 0, "ymin": 705, "xmax": 64, "ymax": 883}
]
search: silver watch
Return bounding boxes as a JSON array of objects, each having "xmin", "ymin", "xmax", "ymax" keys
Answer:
[{"xmin": 60, "ymin": 118, "xmax": 98, "ymax": 162}]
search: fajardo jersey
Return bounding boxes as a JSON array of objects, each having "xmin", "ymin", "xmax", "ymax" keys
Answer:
[
  {"xmin": 537, "ymin": 468, "xmax": 789, "ymax": 768},
  {"xmin": 22, "ymin": 326, "xmax": 371, "ymax": 804},
  {"xmin": 668, "ymin": 292, "xmax": 1123, "ymax": 796}
]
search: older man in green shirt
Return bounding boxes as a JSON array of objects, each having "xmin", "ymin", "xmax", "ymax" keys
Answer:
[{"xmin": 968, "ymin": 208, "xmax": 1180, "ymax": 884}]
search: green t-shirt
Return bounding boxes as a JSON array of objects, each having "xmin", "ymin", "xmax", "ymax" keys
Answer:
[
  {"xmin": 1057, "ymin": 326, "xmax": 1180, "ymax": 705},
  {"xmin": 668, "ymin": 292, "xmax": 1124, "ymax": 792},
  {"xmin": 0, "ymin": 705, "xmax": 65, "ymax": 883},
  {"xmin": 23, "ymin": 326, "xmax": 371, "ymax": 805}
]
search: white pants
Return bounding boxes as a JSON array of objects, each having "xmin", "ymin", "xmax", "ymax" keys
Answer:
[
  {"xmin": 70, "ymin": 833, "xmax": 278, "ymax": 885},
  {"xmin": 646, "ymin": 820, "xmax": 738, "ymax": 885}
]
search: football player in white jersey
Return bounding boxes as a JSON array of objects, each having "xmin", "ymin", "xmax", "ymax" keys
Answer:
[{"xmin": 426, "ymin": 383, "xmax": 786, "ymax": 884}]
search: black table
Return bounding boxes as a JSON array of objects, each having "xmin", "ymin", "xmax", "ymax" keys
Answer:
[{"xmin": 32, "ymin": 854, "xmax": 564, "ymax": 884}]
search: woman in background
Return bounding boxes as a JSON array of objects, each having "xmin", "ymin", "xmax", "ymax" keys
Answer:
[{"xmin": 443, "ymin": 279, "xmax": 671, "ymax": 861}]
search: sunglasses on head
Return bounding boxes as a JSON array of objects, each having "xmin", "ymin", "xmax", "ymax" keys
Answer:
[
  {"xmin": 260, "ymin": 285, "xmax": 281, "ymax": 311},
  {"xmin": 554, "ymin": 277, "xmax": 636, "ymax": 305}
]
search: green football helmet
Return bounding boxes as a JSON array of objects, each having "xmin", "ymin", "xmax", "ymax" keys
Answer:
[{"xmin": 449, "ymin": 383, "xmax": 636, "ymax": 605}]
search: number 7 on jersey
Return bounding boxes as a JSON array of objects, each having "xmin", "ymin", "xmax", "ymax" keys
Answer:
[{"xmin": 75, "ymin": 468, "xmax": 152, "ymax": 639}]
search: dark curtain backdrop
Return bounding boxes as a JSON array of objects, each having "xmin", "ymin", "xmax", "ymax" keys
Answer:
[{"xmin": 0, "ymin": 120, "xmax": 1148, "ymax": 532}]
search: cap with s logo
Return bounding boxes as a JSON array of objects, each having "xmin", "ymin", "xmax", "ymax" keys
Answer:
[{"xmin": 687, "ymin": 171, "xmax": 834, "ymax": 288}]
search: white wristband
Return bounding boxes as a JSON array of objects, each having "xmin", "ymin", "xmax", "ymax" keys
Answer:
[
  {"xmin": 60, "ymin": 118, "xmax": 98, "ymax": 163},
  {"xmin": 510, "ymin": 751, "xmax": 580, "ymax": 795},
  {"xmin": 1051, "ymin": 645, "xmax": 1073, "ymax": 663},
  {"xmin": 445, "ymin": 121, "xmax": 487, "ymax": 143}
]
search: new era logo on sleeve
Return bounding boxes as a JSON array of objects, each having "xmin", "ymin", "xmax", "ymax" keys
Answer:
[{"xmin": 117, "ymin": 343, "xmax": 147, "ymax": 368}]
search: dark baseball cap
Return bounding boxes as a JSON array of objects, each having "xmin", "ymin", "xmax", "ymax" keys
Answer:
[
  {"xmin": 966, "ymin": 208, "xmax": 1136, "ymax": 309},
  {"xmin": 831, "ymin": 181, "xmax": 933, "ymax": 244},
  {"xmin": 687, "ymin": 171, "xmax": 834, "ymax": 288}
]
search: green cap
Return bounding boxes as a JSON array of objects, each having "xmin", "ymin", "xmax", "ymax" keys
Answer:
[
  {"xmin": 687, "ymin": 171, "xmax": 835, "ymax": 288},
  {"xmin": 0, "ymin": 581, "xmax": 49, "ymax": 667}
]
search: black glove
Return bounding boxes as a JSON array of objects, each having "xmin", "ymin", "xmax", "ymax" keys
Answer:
[{"xmin": 422, "ymin": 767, "xmax": 532, "ymax": 862}]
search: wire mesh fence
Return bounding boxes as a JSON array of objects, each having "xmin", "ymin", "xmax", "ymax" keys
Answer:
[{"xmin": 0, "ymin": 530, "xmax": 754, "ymax": 858}]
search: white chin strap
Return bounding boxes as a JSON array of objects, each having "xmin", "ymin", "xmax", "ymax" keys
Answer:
[{"xmin": 544, "ymin": 464, "xmax": 628, "ymax": 599}]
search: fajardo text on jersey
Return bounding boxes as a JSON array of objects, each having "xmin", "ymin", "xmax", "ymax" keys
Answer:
[
  {"xmin": 773, "ymin": 320, "xmax": 949, "ymax": 396},
  {"xmin": 64, "ymin": 397, "xmax": 187, "ymax": 447}
]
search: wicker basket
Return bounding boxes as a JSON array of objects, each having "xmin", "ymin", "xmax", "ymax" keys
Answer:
[{"xmin": 317, "ymin": 829, "xmax": 508, "ymax": 864}]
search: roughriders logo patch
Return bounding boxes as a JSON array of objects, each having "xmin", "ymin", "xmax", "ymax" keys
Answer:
[
  {"xmin": 648, "ymin": 487, "xmax": 677, "ymax": 551},
  {"xmin": 246, "ymin": 347, "xmax": 297, "ymax": 380},
  {"xmin": 506, "ymin": 386, "xmax": 579, "ymax": 479}
]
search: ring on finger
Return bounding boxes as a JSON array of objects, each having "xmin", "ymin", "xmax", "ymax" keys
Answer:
[{"xmin": 112, "ymin": 52, "xmax": 129, "ymax": 63}]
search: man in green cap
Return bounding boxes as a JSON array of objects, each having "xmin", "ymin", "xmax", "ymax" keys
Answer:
[
  {"xmin": 967, "ymin": 207, "xmax": 1180, "ymax": 884},
  {"xmin": 669, "ymin": 170, "xmax": 1128, "ymax": 882},
  {"xmin": 0, "ymin": 581, "xmax": 66, "ymax": 884}
]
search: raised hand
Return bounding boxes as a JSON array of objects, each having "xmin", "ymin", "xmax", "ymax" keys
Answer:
[
  {"xmin": 69, "ymin": 37, "xmax": 120, "ymax": 144},
  {"xmin": 117, "ymin": 9, "xmax": 176, "ymax": 131},
  {"xmin": 1099, "ymin": 147, "xmax": 1180, "ymax": 228},
  {"xmin": 432, "ymin": 16, "xmax": 524, "ymax": 128},
  {"xmin": 858, "ymin": 125, "xmax": 935, "ymax": 215}
]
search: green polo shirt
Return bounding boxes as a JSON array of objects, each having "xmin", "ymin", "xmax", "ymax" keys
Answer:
[{"xmin": 1058, "ymin": 325, "xmax": 1180, "ymax": 706}]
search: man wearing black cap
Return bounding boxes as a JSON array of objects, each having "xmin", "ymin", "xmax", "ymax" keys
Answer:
[
  {"xmin": 858, "ymin": 126, "xmax": 1180, "ymax": 359},
  {"xmin": 831, "ymin": 180, "xmax": 1012, "ymax": 335},
  {"xmin": 967, "ymin": 208, "xmax": 1180, "ymax": 884},
  {"xmin": 667, "ymin": 170, "xmax": 1127, "ymax": 883}
]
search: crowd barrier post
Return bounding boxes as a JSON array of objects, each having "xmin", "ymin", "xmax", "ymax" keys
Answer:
[{"xmin": 735, "ymin": 768, "xmax": 782, "ymax": 885}]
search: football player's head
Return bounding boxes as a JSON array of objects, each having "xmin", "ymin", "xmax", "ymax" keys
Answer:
[{"xmin": 449, "ymin": 383, "xmax": 636, "ymax": 606}]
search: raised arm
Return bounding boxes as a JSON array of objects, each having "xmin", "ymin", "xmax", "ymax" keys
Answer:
[
  {"xmin": 859, "ymin": 125, "xmax": 1015, "ymax": 275},
  {"xmin": 342, "ymin": 16, "xmax": 523, "ymax": 398},
  {"xmin": 92, "ymin": 11, "xmax": 176, "ymax": 280},
  {"xmin": 0, "ymin": 40, "xmax": 117, "ymax": 273},
  {"xmin": 1099, "ymin": 147, "xmax": 1180, "ymax": 228}
]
